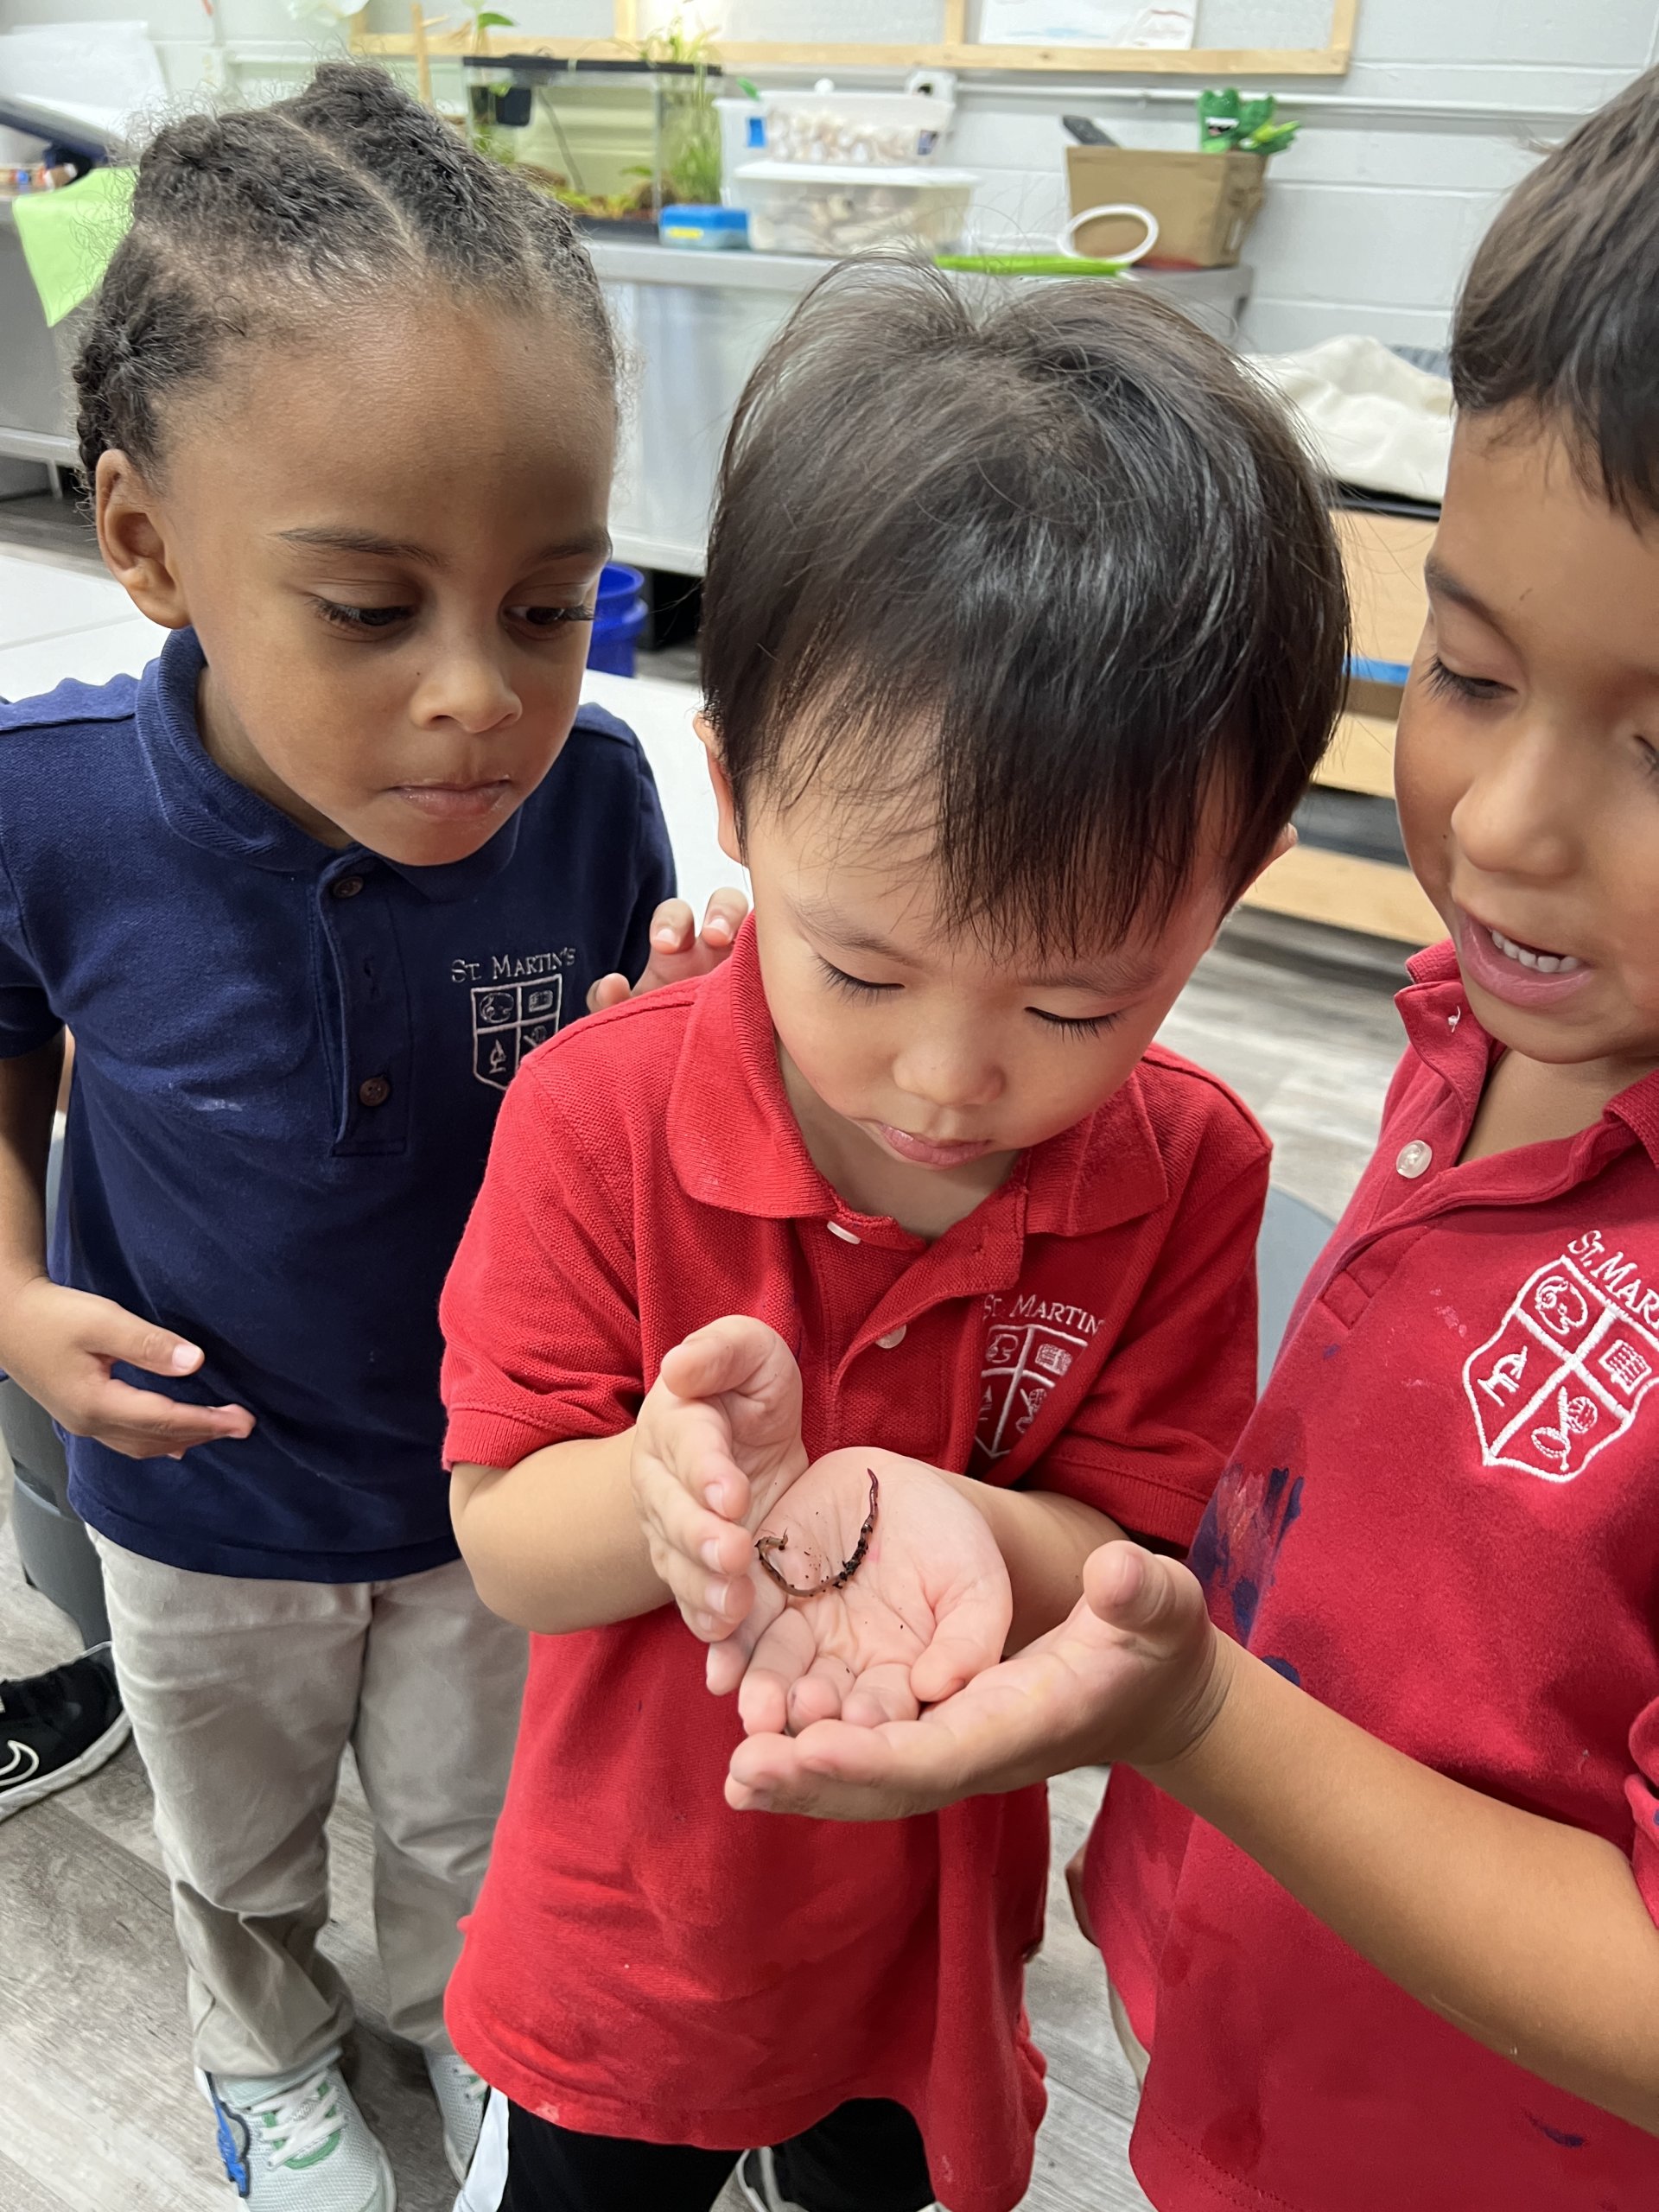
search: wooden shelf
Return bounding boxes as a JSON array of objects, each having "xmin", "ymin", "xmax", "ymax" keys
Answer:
[
  {"xmin": 354, "ymin": 0, "xmax": 1358, "ymax": 76},
  {"xmin": 1243, "ymin": 842, "xmax": 1440, "ymax": 948}
]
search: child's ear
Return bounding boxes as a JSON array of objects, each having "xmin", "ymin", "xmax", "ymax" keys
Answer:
[
  {"xmin": 1237, "ymin": 823, "xmax": 1297, "ymax": 899},
  {"xmin": 695, "ymin": 711, "xmax": 746, "ymax": 868},
  {"xmin": 1213, "ymin": 823, "xmax": 1296, "ymax": 939},
  {"xmin": 95, "ymin": 452, "xmax": 192, "ymax": 630}
]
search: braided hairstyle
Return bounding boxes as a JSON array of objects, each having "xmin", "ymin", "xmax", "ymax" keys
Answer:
[{"xmin": 74, "ymin": 63, "xmax": 616, "ymax": 486}]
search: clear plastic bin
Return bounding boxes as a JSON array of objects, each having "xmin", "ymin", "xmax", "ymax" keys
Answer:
[
  {"xmin": 762, "ymin": 86, "xmax": 956, "ymax": 167},
  {"xmin": 733, "ymin": 162, "xmax": 976, "ymax": 258}
]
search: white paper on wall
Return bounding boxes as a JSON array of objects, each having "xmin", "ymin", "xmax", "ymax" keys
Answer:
[{"xmin": 977, "ymin": 1, "xmax": 1194, "ymax": 43}]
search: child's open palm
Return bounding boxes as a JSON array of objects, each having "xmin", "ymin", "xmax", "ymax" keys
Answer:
[{"xmin": 710, "ymin": 1447, "xmax": 1013, "ymax": 1738}]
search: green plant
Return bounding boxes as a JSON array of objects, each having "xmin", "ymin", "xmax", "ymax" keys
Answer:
[
  {"xmin": 641, "ymin": 11, "xmax": 723, "ymax": 207},
  {"xmin": 1196, "ymin": 87, "xmax": 1300, "ymax": 158}
]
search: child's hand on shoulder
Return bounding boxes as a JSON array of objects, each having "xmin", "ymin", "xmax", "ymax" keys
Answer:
[
  {"xmin": 588, "ymin": 890, "xmax": 749, "ymax": 1013},
  {"xmin": 632, "ymin": 1314, "xmax": 809, "ymax": 1641},
  {"xmin": 724, "ymin": 1540, "xmax": 1223, "ymax": 1820},
  {"xmin": 712, "ymin": 1446, "xmax": 1014, "ymax": 1738}
]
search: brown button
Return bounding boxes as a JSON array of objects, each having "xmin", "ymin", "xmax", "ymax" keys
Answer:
[
  {"xmin": 358, "ymin": 1076, "xmax": 391, "ymax": 1108},
  {"xmin": 331, "ymin": 874, "xmax": 365, "ymax": 900}
]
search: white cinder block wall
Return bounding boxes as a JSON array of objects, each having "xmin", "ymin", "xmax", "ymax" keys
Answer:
[
  {"xmin": 949, "ymin": 0, "xmax": 1659, "ymax": 353},
  {"xmin": 3, "ymin": 0, "xmax": 1655, "ymax": 354}
]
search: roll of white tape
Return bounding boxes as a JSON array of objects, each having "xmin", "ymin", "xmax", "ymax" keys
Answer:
[{"xmin": 1058, "ymin": 201, "xmax": 1160, "ymax": 267}]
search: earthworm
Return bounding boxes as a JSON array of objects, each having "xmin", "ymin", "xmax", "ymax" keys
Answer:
[{"xmin": 755, "ymin": 1471, "xmax": 880, "ymax": 1598}]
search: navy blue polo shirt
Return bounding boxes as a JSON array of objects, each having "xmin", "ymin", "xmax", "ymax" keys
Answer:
[{"xmin": 0, "ymin": 629, "xmax": 672, "ymax": 1580}]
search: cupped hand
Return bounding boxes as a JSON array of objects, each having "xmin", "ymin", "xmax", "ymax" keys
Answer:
[
  {"xmin": 631, "ymin": 1314, "xmax": 809, "ymax": 1644},
  {"xmin": 708, "ymin": 1446, "xmax": 1014, "ymax": 1738},
  {"xmin": 724, "ymin": 1539, "xmax": 1225, "ymax": 1820},
  {"xmin": 0, "ymin": 1276, "xmax": 254, "ymax": 1461},
  {"xmin": 587, "ymin": 889, "xmax": 750, "ymax": 1013}
]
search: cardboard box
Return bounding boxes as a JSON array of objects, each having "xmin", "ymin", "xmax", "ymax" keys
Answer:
[{"xmin": 1065, "ymin": 146, "xmax": 1266, "ymax": 269}]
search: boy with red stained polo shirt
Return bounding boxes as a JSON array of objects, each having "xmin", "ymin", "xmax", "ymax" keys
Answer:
[
  {"xmin": 438, "ymin": 268, "xmax": 1347, "ymax": 2212},
  {"xmin": 725, "ymin": 74, "xmax": 1659, "ymax": 2212}
]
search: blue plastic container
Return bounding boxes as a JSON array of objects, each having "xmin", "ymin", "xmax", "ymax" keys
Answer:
[
  {"xmin": 588, "ymin": 563, "xmax": 648, "ymax": 677},
  {"xmin": 659, "ymin": 202, "xmax": 749, "ymax": 250}
]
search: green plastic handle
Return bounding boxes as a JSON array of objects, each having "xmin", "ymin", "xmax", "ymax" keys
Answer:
[{"xmin": 934, "ymin": 253, "xmax": 1124, "ymax": 276}]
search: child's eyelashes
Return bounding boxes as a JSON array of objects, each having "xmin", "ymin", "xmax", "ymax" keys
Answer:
[
  {"xmin": 817, "ymin": 957, "xmax": 896, "ymax": 1001},
  {"xmin": 1424, "ymin": 654, "xmax": 1507, "ymax": 705},
  {"xmin": 312, "ymin": 598, "xmax": 412, "ymax": 633},
  {"xmin": 816, "ymin": 957, "xmax": 1122, "ymax": 1039},
  {"xmin": 310, "ymin": 599, "xmax": 594, "ymax": 637},
  {"xmin": 506, "ymin": 603, "xmax": 595, "ymax": 631},
  {"xmin": 1030, "ymin": 1008, "xmax": 1122, "ymax": 1039}
]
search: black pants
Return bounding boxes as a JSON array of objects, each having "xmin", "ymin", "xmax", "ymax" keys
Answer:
[{"xmin": 502, "ymin": 2097, "xmax": 935, "ymax": 2212}]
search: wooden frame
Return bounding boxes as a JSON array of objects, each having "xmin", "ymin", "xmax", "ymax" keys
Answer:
[{"xmin": 354, "ymin": 0, "xmax": 1358, "ymax": 77}]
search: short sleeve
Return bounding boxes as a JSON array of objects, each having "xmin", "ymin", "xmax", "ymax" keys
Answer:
[
  {"xmin": 440, "ymin": 1054, "xmax": 644, "ymax": 1469},
  {"xmin": 1036, "ymin": 1116, "xmax": 1270, "ymax": 1548},
  {"xmin": 0, "ymin": 835, "xmax": 60, "ymax": 1058}
]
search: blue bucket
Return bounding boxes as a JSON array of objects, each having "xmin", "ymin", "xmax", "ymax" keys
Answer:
[{"xmin": 588, "ymin": 563, "xmax": 649, "ymax": 677}]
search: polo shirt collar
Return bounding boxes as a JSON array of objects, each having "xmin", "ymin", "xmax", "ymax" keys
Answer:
[
  {"xmin": 137, "ymin": 627, "xmax": 523, "ymax": 900},
  {"xmin": 667, "ymin": 920, "xmax": 1168, "ymax": 1242},
  {"xmin": 1396, "ymin": 932, "xmax": 1659, "ymax": 1174}
]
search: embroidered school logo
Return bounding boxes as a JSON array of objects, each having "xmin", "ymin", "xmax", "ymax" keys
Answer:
[
  {"xmin": 1463, "ymin": 1237, "xmax": 1659, "ymax": 1482},
  {"xmin": 975, "ymin": 1293, "xmax": 1098, "ymax": 1461},
  {"xmin": 471, "ymin": 976, "xmax": 563, "ymax": 1090}
]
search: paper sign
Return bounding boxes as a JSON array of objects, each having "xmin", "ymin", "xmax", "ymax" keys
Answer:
[{"xmin": 977, "ymin": 1, "xmax": 1195, "ymax": 43}]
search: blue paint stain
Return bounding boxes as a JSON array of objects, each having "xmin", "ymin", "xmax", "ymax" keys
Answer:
[
  {"xmin": 1232, "ymin": 1577, "xmax": 1261, "ymax": 1640},
  {"xmin": 1262, "ymin": 1656, "xmax": 1302, "ymax": 1686},
  {"xmin": 1527, "ymin": 2115, "xmax": 1586, "ymax": 2149},
  {"xmin": 1322, "ymin": 1342, "xmax": 1339, "ymax": 1359},
  {"xmin": 1192, "ymin": 1465, "xmax": 1306, "ymax": 1650}
]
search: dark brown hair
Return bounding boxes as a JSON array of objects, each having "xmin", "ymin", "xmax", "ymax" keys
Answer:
[
  {"xmin": 1452, "ymin": 67, "xmax": 1659, "ymax": 516},
  {"xmin": 74, "ymin": 63, "xmax": 614, "ymax": 486},
  {"xmin": 700, "ymin": 264, "xmax": 1347, "ymax": 950}
]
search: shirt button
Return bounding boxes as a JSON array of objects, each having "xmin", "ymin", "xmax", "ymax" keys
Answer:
[
  {"xmin": 875, "ymin": 1325, "xmax": 906, "ymax": 1350},
  {"xmin": 331, "ymin": 874, "xmax": 365, "ymax": 900},
  {"xmin": 827, "ymin": 1220, "xmax": 861, "ymax": 1244},
  {"xmin": 1395, "ymin": 1139, "xmax": 1432, "ymax": 1179},
  {"xmin": 358, "ymin": 1075, "xmax": 391, "ymax": 1108}
]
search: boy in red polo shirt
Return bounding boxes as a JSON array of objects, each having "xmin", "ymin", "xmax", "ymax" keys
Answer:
[
  {"xmin": 726, "ymin": 73, "xmax": 1659, "ymax": 2212},
  {"xmin": 438, "ymin": 269, "xmax": 1347, "ymax": 2212}
]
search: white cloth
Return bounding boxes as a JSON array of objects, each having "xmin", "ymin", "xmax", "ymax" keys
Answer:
[{"xmin": 1249, "ymin": 334, "xmax": 1452, "ymax": 504}]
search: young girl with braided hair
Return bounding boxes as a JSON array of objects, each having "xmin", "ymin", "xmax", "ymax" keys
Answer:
[{"xmin": 0, "ymin": 64, "xmax": 739, "ymax": 2209}]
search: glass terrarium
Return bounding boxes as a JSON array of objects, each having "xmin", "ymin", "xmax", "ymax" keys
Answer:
[{"xmin": 462, "ymin": 56, "xmax": 724, "ymax": 235}]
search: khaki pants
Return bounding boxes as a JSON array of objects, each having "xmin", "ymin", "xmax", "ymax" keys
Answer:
[{"xmin": 92, "ymin": 1535, "xmax": 527, "ymax": 2079}]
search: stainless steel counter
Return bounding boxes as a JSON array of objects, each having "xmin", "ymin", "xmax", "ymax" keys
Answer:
[{"xmin": 597, "ymin": 243, "xmax": 1252, "ymax": 574}]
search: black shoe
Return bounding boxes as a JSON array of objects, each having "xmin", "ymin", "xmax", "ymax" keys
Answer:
[{"xmin": 0, "ymin": 1643, "xmax": 130, "ymax": 1821}]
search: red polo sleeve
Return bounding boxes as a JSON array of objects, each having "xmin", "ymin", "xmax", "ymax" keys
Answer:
[
  {"xmin": 1036, "ymin": 1099, "xmax": 1269, "ymax": 1549},
  {"xmin": 441, "ymin": 1046, "xmax": 644, "ymax": 1471}
]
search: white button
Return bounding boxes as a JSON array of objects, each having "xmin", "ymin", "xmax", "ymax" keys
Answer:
[
  {"xmin": 1395, "ymin": 1140, "xmax": 1433, "ymax": 1179},
  {"xmin": 875, "ymin": 1325, "xmax": 907, "ymax": 1350},
  {"xmin": 827, "ymin": 1220, "xmax": 861, "ymax": 1244}
]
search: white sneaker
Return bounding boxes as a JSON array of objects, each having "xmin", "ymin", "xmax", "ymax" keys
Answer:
[
  {"xmin": 200, "ymin": 2060, "xmax": 396, "ymax": 2209},
  {"xmin": 735, "ymin": 2150, "xmax": 806, "ymax": 2212},
  {"xmin": 424, "ymin": 2051, "xmax": 490, "ymax": 2183}
]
